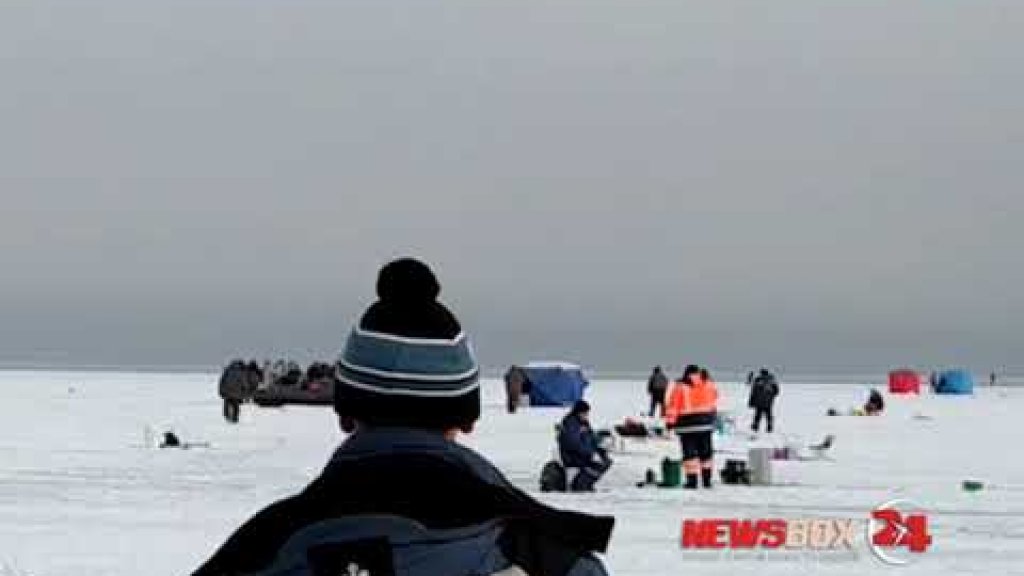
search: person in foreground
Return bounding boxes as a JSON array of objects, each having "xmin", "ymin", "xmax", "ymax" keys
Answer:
[
  {"xmin": 193, "ymin": 258, "xmax": 613, "ymax": 576},
  {"xmin": 557, "ymin": 400, "xmax": 613, "ymax": 492}
]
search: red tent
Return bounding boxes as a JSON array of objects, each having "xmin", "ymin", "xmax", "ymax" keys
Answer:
[{"xmin": 889, "ymin": 369, "xmax": 921, "ymax": 394}]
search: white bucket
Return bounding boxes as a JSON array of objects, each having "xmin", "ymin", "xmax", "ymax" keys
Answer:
[{"xmin": 749, "ymin": 447, "xmax": 773, "ymax": 485}]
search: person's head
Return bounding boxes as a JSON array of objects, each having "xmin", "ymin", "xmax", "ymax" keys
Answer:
[
  {"xmin": 682, "ymin": 364, "xmax": 701, "ymax": 385},
  {"xmin": 653, "ymin": 365, "xmax": 662, "ymax": 374},
  {"xmin": 571, "ymin": 399, "xmax": 591, "ymax": 421},
  {"xmin": 700, "ymin": 368, "xmax": 711, "ymax": 382},
  {"xmin": 333, "ymin": 258, "xmax": 480, "ymax": 437}
]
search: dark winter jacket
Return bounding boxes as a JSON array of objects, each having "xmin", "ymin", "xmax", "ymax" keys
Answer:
[
  {"xmin": 865, "ymin": 389, "xmax": 885, "ymax": 414},
  {"xmin": 558, "ymin": 414, "xmax": 603, "ymax": 469},
  {"xmin": 505, "ymin": 367, "xmax": 525, "ymax": 413},
  {"xmin": 193, "ymin": 428, "xmax": 613, "ymax": 576},
  {"xmin": 647, "ymin": 371, "xmax": 668, "ymax": 398},
  {"xmin": 747, "ymin": 372, "xmax": 779, "ymax": 409},
  {"xmin": 218, "ymin": 363, "xmax": 250, "ymax": 401}
]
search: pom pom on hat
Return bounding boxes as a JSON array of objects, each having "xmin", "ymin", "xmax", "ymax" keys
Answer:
[{"xmin": 376, "ymin": 258, "xmax": 440, "ymax": 303}]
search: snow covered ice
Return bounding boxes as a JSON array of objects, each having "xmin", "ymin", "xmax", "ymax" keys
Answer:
[{"xmin": 1, "ymin": 370, "xmax": 1022, "ymax": 575}]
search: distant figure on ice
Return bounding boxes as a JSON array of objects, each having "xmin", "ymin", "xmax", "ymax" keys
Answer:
[
  {"xmin": 557, "ymin": 400, "xmax": 613, "ymax": 492},
  {"xmin": 160, "ymin": 431, "xmax": 182, "ymax": 448},
  {"xmin": 504, "ymin": 364, "xmax": 528, "ymax": 413},
  {"xmin": 864, "ymin": 388, "xmax": 885, "ymax": 415},
  {"xmin": 157, "ymin": 430, "xmax": 209, "ymax": 450},
  {"xmin": 748, "ymin": 368, "xmax": 780, "ymax": 433},
  {"xmin": 665, "ymin": 365, "xmax": 719, "ymax": 489},
  {"xmin": 193, "ymin": 258, "xmax": 613, "ymax": 576},
  {"xmin": 647, "ymin": 366, "xmax": 668, "ymax": 417}
]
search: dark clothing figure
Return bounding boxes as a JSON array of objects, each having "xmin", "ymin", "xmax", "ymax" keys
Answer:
[
  {"xmin": 194, "ymin": 429, "xmax": 613, "ymax": 576},
  {"xmin": 865, "ymin": 389, "xmax": 885, "ymax": 415},
  {"xmin": 752, "ymin": 407, "xmax": 773, "ymax": 433},
  {"xmin": 504, "ymin": 365, "xmax": 526, "ymax": 413},
  {"xmin": 222, "ymin": 399, "xmax": 241, "ymax": 423},
  {"xmin": 680, "ymin": 431, "xmax": 714, "ymax": 480},
  {"xmin": 557, "ymin": 402, "xmax": 612, "ymax": 492},
  {"xmin": 160, "ymin": 432, "xmax": 181, "ymax": 448},
  {"xmin": 647, "ymin": 367, "xmax": 668, "ymax": 417},
  {"xmin": 218, "ymin": 361, "xmax": 250, "ymax": 402},
  {"xmin": 748, "ymin": 369, "xmax": 780, "ymax": 432}
]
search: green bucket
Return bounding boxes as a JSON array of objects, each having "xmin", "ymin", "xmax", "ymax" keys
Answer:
[
  {"xmin": 660, "ymin": 458, "xmax": 681, "ymax": 488},
  {"xmin": 962, "ymin": 480, "xmax": 985, "ymax": 492}
]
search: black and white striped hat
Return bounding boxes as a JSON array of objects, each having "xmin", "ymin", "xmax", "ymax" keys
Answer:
[{"xmin": 334, "ymin": 258, "xmax": 480, "ymax": 430}]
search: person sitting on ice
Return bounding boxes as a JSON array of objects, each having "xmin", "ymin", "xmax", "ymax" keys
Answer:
[
  {"xmin": 864, "ymin": 388, "xmax": 885, "ymax": 415},
  {"xmin": 193, "ymin": 258, "xmax": 613, "ymax": 576},
  {"xmin": 557, "ymin": 400, "xmax": 613, "ymax": 492},
  {"xmin": 159, "ymin": 431, "xmax": 182, "ymax": 448}
]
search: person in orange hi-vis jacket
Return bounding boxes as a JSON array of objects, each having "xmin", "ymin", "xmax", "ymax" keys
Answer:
[{"xmin": 664, "ymin": 365, "xmax": 719, "ymax": 489}]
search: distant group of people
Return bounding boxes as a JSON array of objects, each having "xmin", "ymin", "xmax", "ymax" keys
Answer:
[
  {"xmin": 649, "ymin": 365, "xmax": 780, "ymax": 433},
  {"xmin": 222, "ymin": 359, "xmax": 265, "ymax": 396},
  {"xmin": 221, "ymin": 358, "xmax": 339, "ymax": 395}
]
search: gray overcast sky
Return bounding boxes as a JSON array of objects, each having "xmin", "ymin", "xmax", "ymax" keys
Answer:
[{"xmin": 1, "ymin": 1, "xmax": 1021, "ymax": 374}]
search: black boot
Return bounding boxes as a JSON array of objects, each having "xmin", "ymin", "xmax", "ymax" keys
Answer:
[
  {"xmin": 684, "ymin": 474, "xmax": 699, "ymax": 489},
  {"xmin": 702, "ymin": 468, "xmax": 713, "ymax": 488}
]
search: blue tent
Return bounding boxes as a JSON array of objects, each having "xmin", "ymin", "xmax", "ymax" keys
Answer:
[
  {"xmin": 523, "ymin": 362, "xmax": 588, "ymax": 407},
  {"xmin": 934, "ymin": 369, "xmax": 974, "ymax": 395}
]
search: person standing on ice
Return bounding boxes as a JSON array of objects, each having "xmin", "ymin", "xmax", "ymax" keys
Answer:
[
  {"xmin": 504, "ymin": 364, "xmax": 527, "ymax": 413},
  {"xmin": 665, "ymin": 365, "xmax": 719, "ymax": 489},
  {"xmin": 748, "ymin": 368, "xmax": 780, "ymax": 433},
  {"xmin": 193, "ymin": 258, "xmax": 613, "ymax": 576},
  {"xmin": 646, "ymin": 366, "xmax": 668, "ymax": 417}
]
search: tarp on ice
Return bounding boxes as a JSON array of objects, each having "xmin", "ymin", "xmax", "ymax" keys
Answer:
[
  {"xmin": 888, "ymin": 369, "xmax": 921, "ymax": 394},
  {"xmin": 523, "ymin": 362, "xmax": 589, "ymax": 407},
  {"xmin": 934, "ymin": 369, "xmax": 974, "ymax": 395}
]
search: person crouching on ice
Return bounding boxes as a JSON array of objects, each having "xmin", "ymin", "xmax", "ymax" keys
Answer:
[
  {"xmin": 864, "ymin": 388, "xmax": 885, "ymax": 415},
  {"xmin": 558, "ymin": 400, "xmax": 612, "ymax": 492},
  {"xmin": 665, "ymin": 365, "xmax": 719, "ymax": 489},
  {"xmin": 193, "ymin": 258, "xmax": 613, "ymax": 576}
]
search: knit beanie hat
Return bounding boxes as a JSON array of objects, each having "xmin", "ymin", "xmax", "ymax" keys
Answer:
[{"xmin": 334, "ymin": 258, "xmax": 480, "ymax": 430}]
